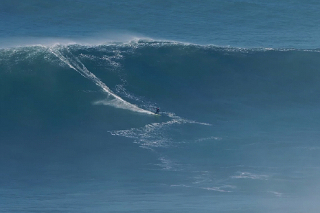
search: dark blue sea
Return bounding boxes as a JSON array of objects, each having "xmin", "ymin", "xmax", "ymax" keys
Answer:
[{"xmin": 2, "ymin": 1, "xmax": 320, "ymax": 212}]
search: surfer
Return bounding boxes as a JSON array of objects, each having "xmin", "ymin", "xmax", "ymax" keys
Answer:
[{"xmin": 155, "ymin": 107, "xmax": 160, "ymax": 114}]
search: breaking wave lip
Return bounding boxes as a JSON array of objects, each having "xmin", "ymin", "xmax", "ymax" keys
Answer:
[
  {"xmin": 0, "ymin": 34, "xmax": 167, "ymax": 49},
  {"xmin": 0, "ymin": 37, "xmax": 78, "ymax": 49},
  {"xmin": 2, "ymin": 34, "xmax": 315, "ymax": 52}
]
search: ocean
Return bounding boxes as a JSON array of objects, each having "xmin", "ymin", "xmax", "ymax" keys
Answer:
[{"xmin": 1, "ymin": 1, "xmax": 320, "ymax": 212}]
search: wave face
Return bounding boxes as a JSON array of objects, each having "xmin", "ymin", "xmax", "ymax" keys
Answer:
[{"xmin": 2, "ymin": 41, "xmax": 320, "ymax": 212}]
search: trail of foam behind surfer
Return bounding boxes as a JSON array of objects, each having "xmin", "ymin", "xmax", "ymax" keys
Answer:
[{"xmin": 49, "ymin": 46, "xmax": 154, "ymax": 115}]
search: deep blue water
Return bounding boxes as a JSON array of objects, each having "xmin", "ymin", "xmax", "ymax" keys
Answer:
[
  {"xmin": 2, "ymin": 0, "xmax": 320, "ymax": 48},
  {"xmin": 1, "ymin": 1, "xmax": 320, "ymax": 213}
]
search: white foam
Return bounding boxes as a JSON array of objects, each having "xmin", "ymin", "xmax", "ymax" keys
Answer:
[
  {"xmin": 196, "ymin": 136, "xmax": 222, "ymax": 142},
  {"xmin": 93, "ymin": 99, "xmax": 153, "ymax": 114},
  {"xmin": 268, "ymin": 191, "xmax": 283, "ymax": 197},
  {"xmin": 156, "ymin": 156, "xmax": 178, "ymax": 171},
  {"xmin": 231, "ymin": 172, "xmax": 269, "ymax": 180},
  {"xmin": 170, "ymin": 184, "xmax": 235, "ymax": 193},
  {"xmin": 49, "ymin": 46, "xmax": 154, "ymax": 115},
  {"xmin": 0, "ymin": 32, "xmax": 168, "ymax": 50},
  {"xmin": 0, "ymin": 37, "xmax": 77, "ymax": 49},
  {"xmin": 110, "ymin": 113, "xmax": 209, "ymax": 150},
  {"xmin": 200, "ymin": 186, "xmax": 233, "ymax": 193},
  {"xmin": 164, "ymin": 112, "xmax": 211, "ymax": 126}
]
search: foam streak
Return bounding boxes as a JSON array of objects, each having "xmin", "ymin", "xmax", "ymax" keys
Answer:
[{"xmin": 49, "ymin": 46, "xmax": 153, "ymax": 115}]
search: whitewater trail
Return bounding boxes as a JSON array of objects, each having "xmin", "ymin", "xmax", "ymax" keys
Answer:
[
  {"xmin": 49, "ymin": 45, "xmax": 213, "ymax": 172},
  {"xmin": 48, "ymin": 46, "xmax": 154, "ymax": 115}
]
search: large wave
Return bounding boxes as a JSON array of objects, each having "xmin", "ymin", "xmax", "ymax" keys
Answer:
[
  {"xmin": 2, "ymin": 39, "xmax": 320, "ymax": 135},
  {"xmin": 2, "ymin": 40, "xmax": 320, "ymax": 211},
  {"xmin": 2, "ymin": 39, "xmax": 320, "ymax": 123}
]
